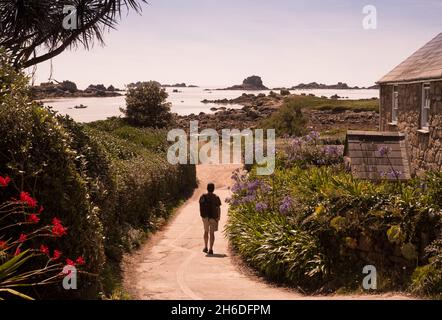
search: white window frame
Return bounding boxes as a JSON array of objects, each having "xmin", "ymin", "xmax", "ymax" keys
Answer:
[
  {"xmin": 421, "ymin": 83, "xmax": 431, "ymax": 131},
  {"xmin": 392, "ymin": 85, "xmax": 398, "ymax": 124}
]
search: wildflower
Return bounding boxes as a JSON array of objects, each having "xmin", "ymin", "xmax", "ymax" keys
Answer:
[
  {"xmin": 52, "ymin": 224, "xmax": 67, "ymax": 237},
  {"xmin": 27, "ymin": 214, "xmax": 40, "ymax": 224},
  {"xmin": 14, "ymin": 247, "xmax": 21, "ymax": 256},
  {"xmin": 378, "ymin": 146, "xmax": 391, "ymax": 157},
  {"xmin": 52, "ymin": 250, "xmax": 62, "ymax": 260},
  {"xmin": 0, "ymin": 176, "xmax": 11, "ymax": 188},
  {"xmin": 38, "ymin": 206, "xmax": 44, "ymax": 214},
  {"xmin": 19, "ymin": 192, "xmax": 38, "ymax": 208},
  {"xmin": 279, "ymin": 196, "xmax": 294, "ymax": 215},
  {"xmin": 51, "ymin": 218, "xmax": 67, "ymax": 237},
  {"xmin": 0, "ymin": 240, "xmax": 7, "ymax": 249},
  {"xmin": 66, "ymin": 259, "xmax": 75, "ymax": 266},
  {"xmin": 255, "ymin": 202, "xmax": 268, "ymax": 213},
  {"xmin": 76, "ymin": 256, "xmax": 86, "ymax": 266},
  {"xmin": 240, "ymin": 195, "xmax": 256, "ymax": 204},
  {"xmin": 40, "ymin": 245, "xmax": 49, "ymax": 255},
  {"xmin": 18, "ymin": 234, "xmax": 27, "ymax": 243}
]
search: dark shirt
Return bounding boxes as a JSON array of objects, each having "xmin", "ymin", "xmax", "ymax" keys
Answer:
[{"xmin": 199, "ymin": 192, "xmax": 221, "ymax": 219}]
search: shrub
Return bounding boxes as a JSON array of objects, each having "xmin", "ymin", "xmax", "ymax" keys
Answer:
[
  {"xmin": 261, "ymin": 98, "xmax": 307, "ymax": 136},
  {"xmin": 0, "ymin": 58, "xmax": 105, "ymax": 296},
  {"xmin": 85, "ymin": 121, "xmax": 197, "ymax": 251},
  {"xmin": 226, "ymin": 164, "xmax": 442, "ymax": 294},
  {"xmin": 281, "ymin": 131, "xmax": 344, "ymax": 168},
  {"xmin": 121, "ymin": 81, "xmax": 172, "ymax": 128}
]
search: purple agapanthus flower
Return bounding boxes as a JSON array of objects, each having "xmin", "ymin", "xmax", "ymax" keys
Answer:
[
  {"xmin": 378, "ymin": 146, "xmax": 391, "ymax": 157},
  {"xmin": 279, "ymin": 196, "xmax": 294, "ymax": 215},
  {"xmin": 255, "ymin": 202, "xmax": 268, "ymax": 213}
]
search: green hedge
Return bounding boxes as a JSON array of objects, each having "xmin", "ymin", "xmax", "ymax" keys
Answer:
[{"xmin": 1, "ymin": 54, "xmax": 197, "ymax": 298}]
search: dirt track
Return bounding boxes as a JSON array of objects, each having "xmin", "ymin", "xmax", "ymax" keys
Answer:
[{"xmin": 122, "ymin": 164, "xmax": 412, "ymax": 300}]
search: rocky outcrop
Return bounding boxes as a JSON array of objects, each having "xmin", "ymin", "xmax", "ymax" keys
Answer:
[
  {"xmin": 291, "ymin": 82, "xmax": 380, "ymax": 90},
  {"xmin": 201, "ymin": 92, "xmax": 283, "ymax": 108},
  {"xmin": 31, "ymin": 81, "xmax": 122, "ymax": 99},
  {"xmin": 221, "ymin": 76, "xmax": 269, "ymax": 90}
]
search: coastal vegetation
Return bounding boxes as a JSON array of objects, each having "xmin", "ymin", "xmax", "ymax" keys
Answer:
[
  {"xmin": 121, "ymin": 81, "xmax": 173, "ymax": 128},
  {"xmin": 0, "ymin": 51, "xmax": 196, "ymax": 299},
  {"xmin": 226, "ymin": 132, "xmax": 442, "ymax": 298}
]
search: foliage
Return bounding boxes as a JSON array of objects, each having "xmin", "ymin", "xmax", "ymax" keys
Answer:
[
  {"xmin": 280, "ymin": 131, "xmax": 344, "ymax": 168},
  {"xmin": 0, "ymin": 176, "xmax": 85, "ymax": 300},
  {"xmin": 410, "ymin": 239, "xmax": 442, "ymax": 298},
  {"xmin": 226, "ymin": 163, "xmax": 442, "ymax": 294},
  {"xmin": 121, "ymin": 81, "xmax": 173, "ymax": 128},
  {"xmin": 0, "ymin": 1, "xmax": 147, "ymax": 68},
  {"xmin": 261, "ymin": 98, "xmax": 307, "ymax": 136},
  {"xmin": 1, "ymin": 52, "xmax": 197, "ymax": 298},
  {"xmin": 0, "ymin": 59, "xmax": 105, "ymax": 296}
]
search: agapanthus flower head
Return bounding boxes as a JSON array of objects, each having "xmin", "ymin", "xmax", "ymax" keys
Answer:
[
  {"xmin": 0, "ymin": 176, "xmax": 11, "ymax": 188},
  {"xmin": 381, "ymin": 169, "xmax": 402, "ymax": 179},
  {"xmin": 255, "ymin": 202, "xmax": 268, "ymax": 213},
  {"xmin": 279, "ymin": 196, "xmax": 294, "ymax": 215},
  {"xmin": 19, "ymin": 192, "xmax": 38, "ymax": 208},
  {"xmin": 378, "ymin": 146, "xmax": 391, "ymax": 157}
]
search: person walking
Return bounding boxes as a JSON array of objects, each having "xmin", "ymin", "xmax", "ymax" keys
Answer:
[{"xmin": 199, "ymin": 183, "xmax": 221, "ymax": 255}]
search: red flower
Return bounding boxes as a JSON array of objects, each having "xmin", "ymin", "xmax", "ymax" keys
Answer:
[
  {"xmin": 40, "ymin": 245, "xmax": 49, "ymax": 256},
  {"xmin": 0, "ymin": 240, "xmax": 7, "ymax": 249},
  {"xmin": 52, "ymin": 249, "xmax": 62, "ymax": 260},
  {"xmin": 14, "ymin": 247, "xmax": 21, "ymax": 256},
  {"xmin": 38, "ymin": 206, "xmax": 44, "ymax": 214},
  {"xmin": 66, "ymin": 259, "xmax": 75, "ymax": 266},
  {"xmin": 27, "ymin": 214, "xmax": 40, "ymax": 224},
  {"xmin": 75, "ymin": 256, "xmax": 86, "ymax": 266},
  {"xmin": 51, "ymin": 222, "xmax": 67, "ymax": 237},
  {"xmin": 19, "ymin": 192, "xmax": 38, "ymax": 208},
  {"xmin": 18, "ymin": 234, "xmax": 27, "ymax": 243},
  {"xmin": 0, "ymin": 176, "xmax": 11, "ymax": 188}
]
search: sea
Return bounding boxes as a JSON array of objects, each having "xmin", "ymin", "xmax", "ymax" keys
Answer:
[{"xmin": 40, "ymin": 87, "xmax": 379, "ymax": 123}]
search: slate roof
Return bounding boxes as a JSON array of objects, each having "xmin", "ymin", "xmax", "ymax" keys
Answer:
[
  {"xmin": 378, "ymin": 33, "xmax": 442, "ymax": 84},
  {"xmin": 344, "ymin": 131, "xmax": 411, "ymax": 181}
]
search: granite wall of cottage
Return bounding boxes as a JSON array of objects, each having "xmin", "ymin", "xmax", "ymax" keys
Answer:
[{"xmin": 380, "ymin": 81, "xmax": 442, "ymax": 176}]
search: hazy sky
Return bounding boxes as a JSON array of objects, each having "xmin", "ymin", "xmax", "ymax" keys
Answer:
[{"xmin": 32, "ymin": 0, "xmax": 441, "ymax": 89}]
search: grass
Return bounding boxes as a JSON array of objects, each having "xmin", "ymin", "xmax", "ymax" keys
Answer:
[{"xmin": 285, "ymin": 95, "xmax": 379, "ymax": 113}]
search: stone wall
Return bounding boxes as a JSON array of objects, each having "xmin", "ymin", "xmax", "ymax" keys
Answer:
[{"xmin": 380, "ymin": 81, "xmax": 442, "ymax": 175}]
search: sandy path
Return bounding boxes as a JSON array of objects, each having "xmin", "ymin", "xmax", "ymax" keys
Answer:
[{"xmin": 122, "ymin": 164, "xmax": 412, "ymax": 300}]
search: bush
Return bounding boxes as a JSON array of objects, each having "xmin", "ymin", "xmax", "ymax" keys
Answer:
[
  {"xmin": 0, "ymin": 56, "xmax": 105, "ymax": 296},
  {"xmin": 226, "ymin": 164, "xmax": 442, "ymax": 294},
  {"xmin": 85, "ymin": 119, "xmax": 197, "ymax": 252},
  {"xmin": 121, "ymin": 81, "xmax": 172, "ymax": 128},
  {"xmin": 261, "ymin": 98, "xmax": 307, "ymax": 136}
]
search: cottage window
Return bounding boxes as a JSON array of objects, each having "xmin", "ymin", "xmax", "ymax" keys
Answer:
[
  {"xmin": 421, "ymin": 83, "xmax": 431, "ymax": 130},
  {"xmin": 392, "ymin": 86, "xmax": 398, "ymax": 124}
]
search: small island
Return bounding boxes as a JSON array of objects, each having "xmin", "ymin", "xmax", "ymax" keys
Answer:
[
  {"xmin": 31, "ymin": 81, "xmax": 122, "ymax": 99},
  {"xmin": 219, "ymin": 75, "xmax": 269, "ymax": 90}
]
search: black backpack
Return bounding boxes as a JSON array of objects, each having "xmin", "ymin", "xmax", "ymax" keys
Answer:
[{"xmin": 199, "ymin": 194, "xmax": 219, "ymax": 219}]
